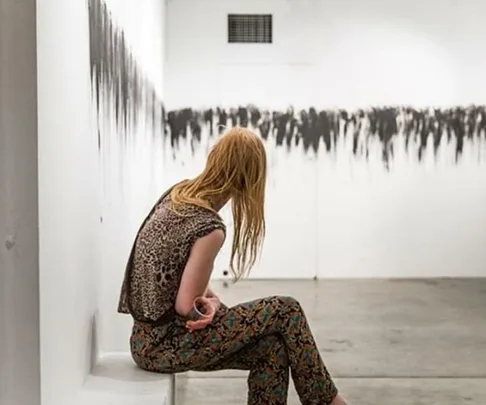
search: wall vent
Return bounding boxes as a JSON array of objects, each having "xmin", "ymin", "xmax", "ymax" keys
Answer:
[{"xmin": 227, "ymin": 14, "xmax": 273, "ymax": 44}]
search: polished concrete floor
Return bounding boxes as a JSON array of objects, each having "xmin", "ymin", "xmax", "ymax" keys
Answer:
[{"xmin": 176, "ymin": 279, "xmax": 486, "ymax": 404}]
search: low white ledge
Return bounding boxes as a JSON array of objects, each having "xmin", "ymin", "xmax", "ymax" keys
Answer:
[{"xmin": 78, "ymin": 352, "xmax": 175, "ymax": 405}]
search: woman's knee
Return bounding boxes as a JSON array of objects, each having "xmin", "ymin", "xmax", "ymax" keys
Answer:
[{"xmin": 273, "ymin": 295, "xmax": 303, "ymax": 311}]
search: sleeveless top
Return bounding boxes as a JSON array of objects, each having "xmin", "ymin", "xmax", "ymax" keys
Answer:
[{"xmin": 117, "ymin": 186, "xmax": 226, "ymax": 325}]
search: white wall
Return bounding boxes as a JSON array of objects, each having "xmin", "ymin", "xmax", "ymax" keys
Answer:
[
  {"xmin": 166, "ymin": 0, "xmax": 486, "ymax": 109},
  {"xmin": 0, "ymin": 1, "xmax": 40, "ymax": 404},
  {"xmin": 164, "ymin": 0, "xmax": 486, "ymax": 279},
  {"xmin": 37, "ymin": 0, "xmax": 101, "ymax": 404},
  {"xmin": 96, "ymin": 0, "xmax": 168, "ymax": 353}
]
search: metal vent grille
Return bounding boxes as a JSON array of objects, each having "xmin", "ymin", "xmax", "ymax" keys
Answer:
[{"xmin": 228, "ymin": 14, "xmax": 273, "ymax": 44}]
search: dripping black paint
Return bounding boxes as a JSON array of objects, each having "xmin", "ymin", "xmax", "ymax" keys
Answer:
[
  {"xmin": 88, "ymin": 0, "xmax": 164, "ymax": 147},
  {"xmin": 165, "ymin": 105, "xmax": 486, "ymax": 167}
]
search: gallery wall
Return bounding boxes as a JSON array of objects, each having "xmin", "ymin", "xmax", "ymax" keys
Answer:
[
  {"xmin": 165, "ymin": 0, "xmax": 486, "ymax": 280},
  {"xmin": 37, "ymin": 0, "xmax": 100, "ymax": 403},
  {"xmin": 88, "ymin": 0, "xmax": 167, "ymax": 353}
]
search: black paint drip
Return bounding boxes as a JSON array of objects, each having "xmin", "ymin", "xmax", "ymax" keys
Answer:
[
  {"xmin": 88, "ymin": 0, "xmax": 164, "ymax": 148},
  {"xmin": 166, "ymin": 105, "xmax": 486, "ymax": 167}
]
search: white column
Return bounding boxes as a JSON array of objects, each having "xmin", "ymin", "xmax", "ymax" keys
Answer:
[{"xmin": 0, "ymin": 1, "xmax": 41, "ymax": 405}]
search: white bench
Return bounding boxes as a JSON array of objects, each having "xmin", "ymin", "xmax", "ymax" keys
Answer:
[{"xmin": 78, "ymin": 352, "xmax": 175, "ymax": 405}]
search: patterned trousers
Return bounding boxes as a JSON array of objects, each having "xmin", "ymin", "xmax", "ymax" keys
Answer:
[{"xmin": 131, "ymin": 296, "xmax": 338, "ymax": 405}]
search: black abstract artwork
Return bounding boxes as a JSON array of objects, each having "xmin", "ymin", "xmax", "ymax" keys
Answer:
[
  {"xmin": 88, "ymin": 0, "xmax": 164, "ymax": 149},
  {"xmin": 88, "ymin": 0, "xmax": 485, "ymax": 169},
  {"xmin": 166, "ymin": 106, "xmax": 486, "ymax": 168}
]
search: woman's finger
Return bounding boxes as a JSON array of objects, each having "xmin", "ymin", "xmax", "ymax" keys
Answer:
[
  {"xmin": 186, "ymin": 320, "xmax": 199, "ymax": 328},
  {"xmin": 186, "ymin": 318, "xmax": 209, "ymax": 329},
  {"xmin": 186, "ymin": 315, "xmax": 214, "ymax": 331},
  {"xmin": 203, "ymin": 302, "xmax": 216, "ymax": 316}
]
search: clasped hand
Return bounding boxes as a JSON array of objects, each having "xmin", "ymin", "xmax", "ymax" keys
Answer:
[{"xmin": 185, "ymin": 296, "xmax": 221, "ymax": 332}]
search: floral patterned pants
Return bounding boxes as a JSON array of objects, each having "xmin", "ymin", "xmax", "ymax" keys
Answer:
[{"xmin": 131, "ymin": 296, "xmax": 338, "ymax": 405}]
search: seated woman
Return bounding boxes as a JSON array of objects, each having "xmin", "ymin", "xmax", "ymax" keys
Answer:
[{"xmin": 117, "ymin": 127, "xmax": 347, "ymax": 405}]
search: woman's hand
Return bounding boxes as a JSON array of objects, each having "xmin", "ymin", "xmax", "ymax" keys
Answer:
[
  {"xmin": 204, "ymin": 286, "xmax": 217, "ymax": 299},
  {"xmin": 207, "ymin": 296, "xmax": 221, "ymax": 313},
  {"xmin": 185, "ymin": 296, "xmax": 221, "ymax": 332},
  {"xmin": 205, "ymin": 288, "xmax": 223, "ymax": 311}
]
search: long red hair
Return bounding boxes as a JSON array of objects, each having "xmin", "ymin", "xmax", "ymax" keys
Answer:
[{"xmin": 171, "ymin": 127, "xmax": 267, "ymax": 280}]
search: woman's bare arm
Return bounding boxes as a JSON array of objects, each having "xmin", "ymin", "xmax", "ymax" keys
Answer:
[{"xmin": 175, "ymin": 229, "xmax": 225, "ymax": 316}]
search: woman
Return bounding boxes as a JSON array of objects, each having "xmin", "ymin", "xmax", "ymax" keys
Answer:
[{"xmin": 117, "ymin": 127, "xmax": 347, "ymax": 405}]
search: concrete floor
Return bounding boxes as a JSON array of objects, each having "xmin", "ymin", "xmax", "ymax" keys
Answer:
[{"xmin": 176, "ymin": 279, "xmax": 486, "ymax": 404}]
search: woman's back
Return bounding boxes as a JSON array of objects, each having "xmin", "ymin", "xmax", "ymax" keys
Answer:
[{"xmin": 117, "ymin": 193, "xmax": 225, "ymax": 324}]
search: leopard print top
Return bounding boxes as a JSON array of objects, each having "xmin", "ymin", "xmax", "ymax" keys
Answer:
[{"xmin": 117, "ymin": 188, "xmax": 226, "ymax": 325}]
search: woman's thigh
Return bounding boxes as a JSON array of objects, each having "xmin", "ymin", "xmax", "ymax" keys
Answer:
[
  {"xmin": 193, "ymin": 333, "xmax": 286, "ymax": 372},
  {"xmin": 141, "ymin": 295, "xmax": 298, "ymax": 373}
]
